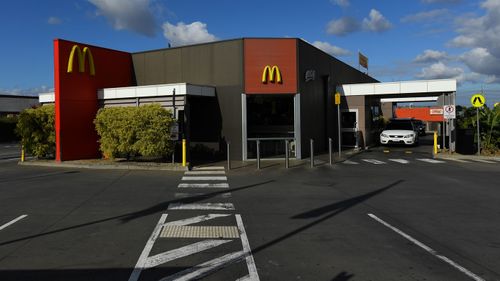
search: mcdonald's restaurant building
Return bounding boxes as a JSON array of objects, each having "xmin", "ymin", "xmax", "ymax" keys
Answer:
[{"xmin": 53, "ymin": 38, "xmax": 378, "ymax": 162}]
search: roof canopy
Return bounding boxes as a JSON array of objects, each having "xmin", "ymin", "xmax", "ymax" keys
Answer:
[{"xmin": 339, "ymin": 79, "xmax": 456, "ymax": 97}]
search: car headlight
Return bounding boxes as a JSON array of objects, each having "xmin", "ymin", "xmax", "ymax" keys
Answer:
[
  {"xmin": 404, "ymin": 134, "xmax": 414, "ymax": 139},
  {"xmin": 381, "ymin": 133, "xmax": 388, "ymax": 138}
]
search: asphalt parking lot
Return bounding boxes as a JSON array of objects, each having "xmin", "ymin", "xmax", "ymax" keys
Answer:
[{"xmin": 0, "ymin": 142, "xmax": 499, "ymax": 281}]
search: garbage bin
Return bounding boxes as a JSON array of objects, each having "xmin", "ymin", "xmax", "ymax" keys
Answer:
[{"xmin": 456, "ymin": 128, "xmax": 475, "ymax": 155}]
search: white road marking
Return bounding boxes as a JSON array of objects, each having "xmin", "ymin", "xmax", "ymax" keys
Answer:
[
  {"xmin": 471, "ymin": 159, "xmax": 496, "ymax": 164},
  {"xmin": 368, "ymin": 213, "xmax": 485, "ymax": 281},
  {"xmin": 164, "ymin": 214, "xmax": 231, "ymax": 226},
  {"xmin": 178, "ymin": 183, "xmax": 229, "ymax": 188},
  {"xmin": 0, "ymin": 214, "xmax": 28, "ymax": 231},
  {"xmin": 181, "ymin": 176, "xmax": 227, "ymax": 181},
  {"xmin": 192, "ymin": 166, "xmax": 225, "ymax": 170},
  {"xmin": 158, "ymin": 251, "xmax": 246, "ymax": 281},
  {"xmin": 185, "ymin": 170, "xmax": 226, "ymax": 175},
  {"xmin": 128, "ymin": 214, "xmax": 168, "ymax": 281},
  {"xmin": 417, "ymin": 158, "xmax": 446, "ymax": 164},
  {"xmin": 362, "ymin": 159, "xmax": 386, "ymax": 165},
  {"xmin": 144, "ymin": 239, "xmax": 232, "ymax": 269},
  {"xmin": 168, "ymin": 203, "xmax": 235, "ymax": 210},
  {"xmin": 388, "ymin": 159, "xmax": 410, "ymax": 164},
  {"xmin": 221, "ymin": 192, "xmax": 232, "ymax": 198},
  {"xmin": 343, "ymin": 160, "xmax": 359, "ymax": 164},
  {"xmin": 446, "ymin": 158, "xmax": 470, "ymax": 163},
  {"xmin": 236, "ymin": 214, "xmax": 260, "ymax": 281}
]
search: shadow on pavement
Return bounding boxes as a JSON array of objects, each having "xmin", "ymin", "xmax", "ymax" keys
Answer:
[{"xmin": 331, "ymin": 271, "xmax": 355, "ymax": 281}]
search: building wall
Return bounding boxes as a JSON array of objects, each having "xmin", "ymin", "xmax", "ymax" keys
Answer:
[
  {"xmin": 132, "ymin": 39, "xmax": 244, "ymax": 159},
  {"xmin": 395, "ymin": 107, "xmax": 444, "ymax": 122},
  {"xmin": 297, "ymin": 40, "xmax": 378, "ymax": 156},
  {"xmin": 0, "ymin": 95, "xmax": 39, "ymax": 115}
]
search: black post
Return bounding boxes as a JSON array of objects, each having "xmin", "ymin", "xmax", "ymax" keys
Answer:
[
  {"xmin": 285, "ymin": 140, "xmax": 289, "ymax": 169},
  {"xmin": 256, "ymin": 140, "xmax": 261, "ymax": 170},
  {"xmin": 227, "ymin": 141, "xmax": 231, "ymax": 170},
  {"xmin": 310, "ymin": 139, "xmax": 314, "ymax": 168},
  {"xmin": 329, "ymin": 137, "xmax": 333, "ymax": 165}
]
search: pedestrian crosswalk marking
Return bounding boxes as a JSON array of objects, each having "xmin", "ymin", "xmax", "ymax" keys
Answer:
[
  {"xmin": 168, "ymin": 203, "xmax": 235, "ymax": 210},
  {"xmin": 362, "ymin": 159, "xmax": 386, "ymax": 165},
  {"xmin": 417, "ymin": 158, "xmax": 445, "ymax": 164},
  {"xmin": 192, "ymin": 166, "xmax": 225, "ymax": 170},
  {"xmin": 178, "ymin": 183, "xmax": 229, "ymax": 188},
  {"xmin": 185, "ymin": 170, "xmax": 226, "ymax": 175},
  {"xmin": 161, "ymin": 225, "xmax": 240, "ymax": 238},
  {"xmin": 182, "ymin": 176, "xmax": 227, "ymax": 181},
  {"xmin": 388, "ymin": 159, "xmax": 409, "ymax": 164}
]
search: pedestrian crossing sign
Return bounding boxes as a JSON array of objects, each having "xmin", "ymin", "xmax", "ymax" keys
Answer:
[{"xmin": 471, "ymin": 93, "xmax": 485, "ymax": 108}]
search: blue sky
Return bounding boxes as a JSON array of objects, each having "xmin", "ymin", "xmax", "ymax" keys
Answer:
[{"xmin": 1, "ymin": 0, "xmax": 499, "ymax": 106}]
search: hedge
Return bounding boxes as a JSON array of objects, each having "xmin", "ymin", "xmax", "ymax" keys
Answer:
[
  {"xmin": 94, "ymin": 104, "xmax": 175, "ymax": 159},
  {"xmin": 15, "ymin": 105, "xmax": 55, "ymax": 158}
]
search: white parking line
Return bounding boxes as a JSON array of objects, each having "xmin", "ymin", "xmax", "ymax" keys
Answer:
[
  {"xmin": 185, "ymin": 171, "xmax": 226, "ymax": 175},
  {"xmin": 388, "ymin": 159, "xmax": 409, "ymax": 164},
  {"xmin": 417, "ymin": 158, "xmax": 446, "ymax": 164},
  {"xmin": 368, "ymin": 213, "xmax": 485, "ymax": 281},
  {"xmin": 181, "ymin": 176, "xmax": 228, "ymax": 181},
  {"xmin": 236, "ymin": 214, "xmax": 260, "ymax": 281},
  {"xmin": 362, "ymin": 159, "xmax": 386, "ymax": 165},
  {"xmin": 0, "ymin": 214, "xmax": 28, "ymax": 231},
  {"xmin": 168, "ymin": 203, "xmax": 235, "ymax": 210},
  {"xmin": 178, "ymin": 183, "xmax": 229, "ymax": 188}
]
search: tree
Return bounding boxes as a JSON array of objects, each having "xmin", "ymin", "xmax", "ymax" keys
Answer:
[{"xmin": 15, "ymin": 105, "xmax": 55, "ymax": 158}]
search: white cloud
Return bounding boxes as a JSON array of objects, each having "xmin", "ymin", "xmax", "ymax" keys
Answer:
[
  {"xmin": 48, "ymin": 17, "xmax": 62, "ymax": 25},
  {"xmin": 416, "ymin": 62, "xmax": 463, "ymax": 79},
  {"xmin": 326, "ymin": 17, "xmax": 360, "ymax": 36},
  {"xmin": 88, "ymin": 0, "xmax": 157, "ymax": 37},
  {"xmin": 414, "ymin": 49, "xmax": 450, "ymax": 63},
  {"xmin": 401, "ymin": 9, "xmax": 448, "ymax": 23},
  {"xmin": 362, "ymin": 9, "xmax": 392, "ymax": 32},
  {"xmin": 421, "ymin": 0, "xmax": 461, "ymax": 3},
  {"xmin": 330, "ymin": 0, "xmax": 349, "ymax": 7},
  {"xmin": 0, "ymin": 86, "xmax": 53, "ymax": 97},
  {"xmin": 312, "ymin": 41, "xmax": 351, "ymax": 57},
  {"xmin": 448, "ymin": 0, "xmax": 500, "ymax": 82},
  {"xmin": 162, "ymin": 21, "xmax": 218, "ymax": 47}
]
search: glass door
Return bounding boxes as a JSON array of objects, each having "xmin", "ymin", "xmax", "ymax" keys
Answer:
[{"xmin": 341, "ymin": 109, "xmax": 358, "ymax": 147}]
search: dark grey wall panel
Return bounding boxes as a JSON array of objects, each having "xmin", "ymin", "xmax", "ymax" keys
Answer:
[{"xmin": 132, "ymin": 39, "xmax": 244, "ymax": 160}]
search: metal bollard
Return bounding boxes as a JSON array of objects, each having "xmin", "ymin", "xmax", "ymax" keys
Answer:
[
  {"xmin": 329, "ymin": 138, "xmax": 332, "ymax": 165},
  {"xmin": 285, "ymin": 140, "xmax": 289, "ymax": 169},
  {"xmin": 182, "ymin": 139, "xmax": 187, "ymax": 167},
  {"xmin": 310, "ymin": 139, "xmax": 314, "ymax": 168},
  {"xmin": 227, "ymin": 141, "xmax": 231, "ymax": 170},
  {"xmin": 256, "ymin": 140, "xmax": 261, "ymax": 170}
]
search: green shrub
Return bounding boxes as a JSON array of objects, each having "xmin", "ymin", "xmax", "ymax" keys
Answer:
[
  {"xmin": 94, "ymin": 104, "xmax": 174, "ymax": 159},
  {"xmin": 15, "ymin": 105, "xmax": 55, "ymax": 158},
  {"xmin": 0, "ymin": 115, "xmax": 19, "ymax": 142}
]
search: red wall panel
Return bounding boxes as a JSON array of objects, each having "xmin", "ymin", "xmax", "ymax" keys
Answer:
[
  {"xmin": 244, "ymin": 39, "xmax": 297, "ymax": 94},
  {"xmin": 54, "ymin": 39, "xmax": 134, "ymax": 161},
  {"xmin": 395, "ymin": 107, "xmax": 444, "ymax": 122}
]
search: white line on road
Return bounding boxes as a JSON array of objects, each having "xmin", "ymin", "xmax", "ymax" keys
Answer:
[
  {"xmin": 236, "ymin": 214, "xmax": 260, "ymax": 281},
  {"xmin": 164, "ymin": 214, "xmax": 231, "ymax": 226},
  {"xmin": 181, "ymin": 176, "xmax": 228, "ymax": 181},
  {"xmin": 343, "ymin": 160, "xmax": 359, "ymax": 164},
  {"xmin": 417, "ymin": 158, "xmax": 446, "ymax": 164},
  {"xmin": 368, "ymin": 213, "xmax": 485, "ymax": 281},
  {"xmin": 178, "ymin": 183, "xmax": 229, "ymax": 188},
  {"xmin": 0, "ymin": 214, "xmax": 28, "ymax": 231},
  {"xmin": 388, "ymin": 159, "xmax": 410, "ymax": 164},
  {"xmin": 158, "ymin": 251, "xmax": 246, "ymax": 281},
  {"xmin": 192, "ymin": 166, "xmax": 225, "ymax": 170},
  {"xmin": 168, "ymin": 203, "xmax": 235, "ymax": 210},
  {"xmin": 185, "ymin": 170, "xmax": 226, "ymax": 175},
  {"xmin": 128, "ymin": 214, "xmax": 168, "ymax": 281},
  {"xmin": 362, "ymin": 159, "xmax": 386, "ymax": 165},
  {"xmin": 144, "ymin": 239, "xmax": 232, "ymax": 269}
]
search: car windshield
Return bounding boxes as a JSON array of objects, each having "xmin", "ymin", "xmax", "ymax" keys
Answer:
[{"xmin": 385, "ymin": 121, "xmax": 413, "ymax": 130}]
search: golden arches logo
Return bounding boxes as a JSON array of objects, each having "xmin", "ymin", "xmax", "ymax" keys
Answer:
[
  {"xmin": 261, "ymin": 65, "xmax": 282, "ymax": 84},
  {"xmin": 67, "ymin": 45, "xmax": 95, "ymax": 76}
]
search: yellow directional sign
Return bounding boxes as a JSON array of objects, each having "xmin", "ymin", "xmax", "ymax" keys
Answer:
[
  {"xmin": 495, "ymin": 102, "xmax": 499, "ymax": 107},
  {"xmin": 471, "ymin": 93, "xmax": 485, "ymax": 108},
  {"xmin": 334, "ymin": 92, "xmax": 341, "ymax": 105}
]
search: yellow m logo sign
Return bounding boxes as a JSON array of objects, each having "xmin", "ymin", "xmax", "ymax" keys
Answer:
[
  {"xmin": 261, "ymin": 65, "xmax": 282, "ymax": 83},
  {"xmin": 67, "ymin": 45, "xmax": 95, "ymax": 76}
]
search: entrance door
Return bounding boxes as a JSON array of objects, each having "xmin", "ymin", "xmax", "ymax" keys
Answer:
[{"xmin": 341, "ymin": 109, "xmax": 358, "ymax": 147}]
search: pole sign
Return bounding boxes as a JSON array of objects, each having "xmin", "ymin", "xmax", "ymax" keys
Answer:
[
  {"xmin": 471, "ymin": 93, "xmax": 485, "ymax": 108},
  {"xmin": 334, "ymin": 92, "xmax": 341, "ymax": 105},
  {"xmin": 443, "ymin": 105, "xmax": 456, "ymax": 119}
]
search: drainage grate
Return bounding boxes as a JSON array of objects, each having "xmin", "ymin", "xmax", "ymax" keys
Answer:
[{"xmin": 160, "ymin": 225, "xmax": 240, "ymax": 239}]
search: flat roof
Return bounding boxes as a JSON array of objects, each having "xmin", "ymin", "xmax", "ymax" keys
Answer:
[
  {"xmin": 340, "ymin": 79, "xmax": 456, "ymax": 97},
  {"xmin": 98, "ymin": 83, "xmax": 215, "ymax": 100}
]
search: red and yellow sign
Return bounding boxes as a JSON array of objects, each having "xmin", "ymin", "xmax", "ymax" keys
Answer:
[
  {"xmin": 261, "ymin": 65, "xmax": 282, "ymax": 84},
  {"xmin": 67, "ymin": 45, "xmax": 95, "ymax": 76}
]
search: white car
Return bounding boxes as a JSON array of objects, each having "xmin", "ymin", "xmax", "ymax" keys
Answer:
[{"xmin": 380, "ymin": 120, "xmax": 418, "ymax": 146}]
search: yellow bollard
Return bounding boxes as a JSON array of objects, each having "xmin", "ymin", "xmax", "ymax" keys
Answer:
[
  {"xmin": 433, "ymin": 131, "xmax": 438, "ymax": 155},
  {"xmin": 182, "ymin": 139, "xmax": 186, "ymax": 167},
  {"xmin": 21, "ymin": 145, "xmax": 25, "ymax": 162}
]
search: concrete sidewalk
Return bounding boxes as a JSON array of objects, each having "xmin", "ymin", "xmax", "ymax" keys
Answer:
[
  {"xmin": 434, "ymin": 152, "xmax": 500, "ymax": 162},
  {"xmin": 18, "ymin": 159, "xmax": 188, "ymax": 171}
]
